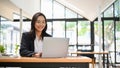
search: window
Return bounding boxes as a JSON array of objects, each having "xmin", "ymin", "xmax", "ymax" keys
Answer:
[
  {"xmin": 104, "ymin": 5, "xmax": 113, "ymax": 17},
  {"xmin": 46, "ymin": 22, "xmax": 53, "ymax": 35},
  {"xmin": 41, "ymin": 0, "xmax": 53, "ymax": 19},
  {"xmin": 53, "ymin": 1, "xmax": 65, "ymax": 18},
  {"xmin": 66, "ymin": 21, "xmax": 77, "ymax": 45},
  {"xmin": 104, "ymin": 20, "xmax": 114, "ymax": 52},
  {"xmin": 94, "ymin": 21, "xmax": 102, "ymax": 52},
  {"xmin": 66, "ymin": 8, "xmax": 77, "ymax": 18},
  {"xmin": 78, "ymin": 21, "xmax": 91, "ymax": 45},
  {"xmin": 0, "ymin": 17, "xmax": 20, "ymax": 54},
  {"xmin": 53, "ymin": 21, "xmax": 65, "ymax": 37},
  {"xmin": 116, "ymin": 21, "xmax": 120, "ymax": 62}
]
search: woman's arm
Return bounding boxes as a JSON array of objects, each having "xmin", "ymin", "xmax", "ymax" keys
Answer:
[{"xmin": 19, "ymin": 32, "xmax": 35, "ymax": 57}]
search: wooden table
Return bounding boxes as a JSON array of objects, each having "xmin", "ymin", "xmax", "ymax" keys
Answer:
[
  {"xmin": 71, "ymin": 51, "xmax": 109, "ymax": 68},
  {"xmin": 0, "ymin": 56, "xmax": 92, "ymax": 68}
]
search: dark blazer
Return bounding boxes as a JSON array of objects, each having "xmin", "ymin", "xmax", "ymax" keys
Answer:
[{"xmin": 19, "ymin": 32, "xmax": 51, "ymax": 57}]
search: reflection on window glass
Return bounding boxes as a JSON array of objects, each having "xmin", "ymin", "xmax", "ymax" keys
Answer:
[
  {"xmin": 53, "ymin": 21, "xmax": 65, "ymax": 37},
  {"xmin": 104, "ymin": 20, "xmax": 114, "ymax": 51},
  {"xmin": 41, "ymin": 0, "xmax": 52, "ymax": 19},
  {"xmin": 53, "ymin": 1, "xmax": 65, "ymax": 18},
  {"xmin": 78, "ymin": 21, "xmax": 90, "ymax": 45},
  {"xmin": 66, "ymin": 21, "xmax": 77, "ymax": 45},
  {"xmin": 104, "ymin": 6, "xmax": 113, "ymax": 17},
  {"xmin": 66, "ymin": 8, "xmax": 77, "ymax": 18}
]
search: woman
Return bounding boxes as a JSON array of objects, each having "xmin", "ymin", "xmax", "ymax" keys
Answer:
[{"xmin": 20, "ymin": 12, "xmax": 51, "ymax": 57}]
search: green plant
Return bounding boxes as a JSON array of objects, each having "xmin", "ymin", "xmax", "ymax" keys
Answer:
[
  {"xmin": 0, "ymin": 45, "xmax": 5, "ymax": 53},
  {"xmin": 15, "ymin": 44, "xmax": 19, "ymax": 54}
]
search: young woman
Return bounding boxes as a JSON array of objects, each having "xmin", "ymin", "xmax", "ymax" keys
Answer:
[{"xmin": 20, "ymin": 12, "xmax": 51, "ymax": 58}]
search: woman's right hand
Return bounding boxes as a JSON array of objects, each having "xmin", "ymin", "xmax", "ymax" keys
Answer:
[{"xmin": 32, "ymin": 53, "xmax": 42, "ymax": 58}]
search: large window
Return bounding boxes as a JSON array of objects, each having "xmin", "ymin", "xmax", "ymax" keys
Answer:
[
  {"xmin": 102, "ymin": 0, "xmax": 120, "ymax": 63},
  {"xmin": 0, "ymin": 17, "xmax": 20, "ymax": 54}
]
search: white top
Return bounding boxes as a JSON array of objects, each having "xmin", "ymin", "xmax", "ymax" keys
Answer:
[{"xmin": 34, "ymin": 36, "xmax": 43, "ymax": 53}]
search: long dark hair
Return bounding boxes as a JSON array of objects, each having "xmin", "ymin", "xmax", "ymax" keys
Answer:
[{"xmin": 30, "ymin": 12, "xmax": 47, "ymax": 40}]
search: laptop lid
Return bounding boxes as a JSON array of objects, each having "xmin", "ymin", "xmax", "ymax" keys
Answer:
[{"xmin": 42, "ymin": 37, "xmax": 69, "ymax": 58}]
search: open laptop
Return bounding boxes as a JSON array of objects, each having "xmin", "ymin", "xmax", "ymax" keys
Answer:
[{"xmin": 42, "ymin": 37, "xmax": 69, "ymax": 58}]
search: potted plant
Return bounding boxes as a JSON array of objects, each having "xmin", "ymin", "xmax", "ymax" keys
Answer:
[
  {"xmin": 0, "ymin": 45, "xmax": 5, "ymax": 53},
  {"xmin": 15, "ymin": 44, "xmax": 19, "ymax": 54}
]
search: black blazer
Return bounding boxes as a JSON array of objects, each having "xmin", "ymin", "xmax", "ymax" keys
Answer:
[{"xmin": 19, "ymin": 32, "xmax": 51, "ymax": 57}]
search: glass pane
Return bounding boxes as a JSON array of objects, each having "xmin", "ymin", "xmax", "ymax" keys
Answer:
[
  {"xmin": 53, "ymin": 21, "xmax": 65, "ymax": 37},
  {"xmin": 1, "ymin": 17, "xmax": 7, "ymax": 21},
  {"xmin": 94, "ymin": 21, "xmax": 102, "ymax": 52},
  {"xmin": 104, "ymin": 5, "xmax": 113, "ymax": 17},
  {"xmin": 78, "ymin": 15, "xmax": 83, "ymax": 18},
  {"xmin": 103, "ymin": 20, "xmax": 115, "ymax": 63},
  {"xmin": 104, "ymin": 20, "xmax": 114, "ymax": 51},
  {"xmin": 78, "ymin": 21, "xmax": 91, "ymax": 45},
  {"xmin": 66, "ymin": 8, "xmax": 77, "ymax": 18},
  {"xmin": 115, "ymin": 0, "xmax": 120, "ymax": 17},
  {"xmin": 46, "ymin": 22, "xmax": 52, "ymax": 35},
  {"xmin": 116, "ymin": 21, "xmax": 120, "ymax": 62},
  {"xmin": 13, "ymin": 13, "xmax": 26, "ymax": 19},
  {"xmin": 41, "ymin": 0, "xmax": 52, "ymax": 19},
  {"xmin": 53, "ymin": 1, "xmax": 65, "ymax": 18},
  {"xmin": 66, "ymin": 21, "xmax": 77, "ymax": 45}
]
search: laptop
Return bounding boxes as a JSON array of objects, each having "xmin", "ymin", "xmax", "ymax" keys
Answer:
[{"xmin": 42, "ymin": 37, "xmax": 69, "ymax": 58}]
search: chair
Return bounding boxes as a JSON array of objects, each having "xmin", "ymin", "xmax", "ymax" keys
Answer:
[{"xmin": 77, "ymin": 50, "xmax": 95, "ymax": 68}]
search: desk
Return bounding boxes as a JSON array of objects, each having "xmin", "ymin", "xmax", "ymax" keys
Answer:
[
  {"xmin": 0, "ymin": 56, "xmax": 92, "ymax": 68},
  {"xmin": 71, "ymin": 51, "xmax": 109, "ymax": 68}
]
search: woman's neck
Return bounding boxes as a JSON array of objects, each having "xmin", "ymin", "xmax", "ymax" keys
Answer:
[{"xmin": 36, "ymin": 31, "xmax": 42, "ymax": 40}]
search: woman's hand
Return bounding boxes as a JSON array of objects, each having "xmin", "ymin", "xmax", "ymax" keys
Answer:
[{"xmin": 32, "ymin": 52, "xmax": 42, "ymax": 58}]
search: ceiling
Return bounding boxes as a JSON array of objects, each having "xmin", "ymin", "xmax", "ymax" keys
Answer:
[
  {"xmin": 55, "ymin": 0, "xmax": 115, "ymax": 21},
  {"xmin": 0, "ymin": 0, "xmax": 115, "ymax": 21},
  {"xmin": 0, "ymin": 0, "xmax": 32, "ymax": 21}
]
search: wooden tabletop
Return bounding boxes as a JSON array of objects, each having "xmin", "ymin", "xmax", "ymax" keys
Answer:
[
  {"xmin": 0, "ymin": 56, "xmax": 92, "ymax": 63},
  {"xmin": 71, "ymin": 51, "xmax": 109, "ymax": 54}
]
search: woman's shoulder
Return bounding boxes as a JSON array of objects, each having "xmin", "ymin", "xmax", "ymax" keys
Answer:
[
  {"xmin": 22, "ymin": 32, "xmax": 30, "ymax": 35},
  {"xmin": 22, "ymin": 32, "xmax": 33, "ymax": 37},
  {"xmin": 44, "ymin": 32, "xmax": 52, "ymax": 37},
  {"xmin": 22, "ymin": 32, "xmax": 34, "ymax": 40}
]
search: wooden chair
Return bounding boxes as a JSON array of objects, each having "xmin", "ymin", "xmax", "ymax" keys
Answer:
[{"xmin": 77, "ymin": 50, "xmax": 95, "ymax": 68}]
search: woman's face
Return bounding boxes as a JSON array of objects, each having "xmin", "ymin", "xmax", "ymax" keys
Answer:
[{"xmin": 35, "ymin": 16, "xmax": 46, "ymax": 32}]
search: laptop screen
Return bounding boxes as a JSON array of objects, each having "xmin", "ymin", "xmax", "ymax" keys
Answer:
[{"xmin": 42, "ymin": 37, "xmax": 69, "ymax": 58}]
